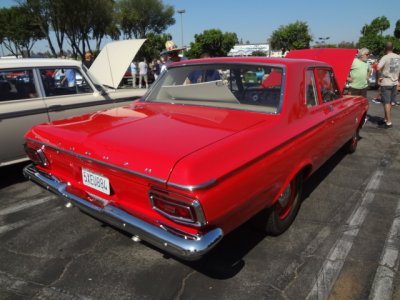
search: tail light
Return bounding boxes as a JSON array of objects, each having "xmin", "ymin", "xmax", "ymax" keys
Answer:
[
  {"xmin": 24, "ymin": 142, "xmax": 49, "ymax": 167},
  {"xmin": 149, "ymin": 188, "xmax": 206, "ymax": 227}
]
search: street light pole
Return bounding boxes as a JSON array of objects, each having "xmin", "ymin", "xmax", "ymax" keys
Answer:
[
  {"xmin": 177, "ymin": 9, "xmax": 185, "ymax": 48},
  {"xmin": 318, "ymin": 36, "xmax": 330, "ymax": 45}
]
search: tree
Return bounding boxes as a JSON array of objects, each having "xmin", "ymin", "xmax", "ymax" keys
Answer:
[
  {"xmin": 395, "ymin": 19, "xmax": 400, "ymax": 40},
  {"xmin": 337, "ymin": 41, "xmax": 356, "ymax": 48},
  {"xmin": 361, "ymin": 16, "xmax": 390, "ymax": 36},
  {"xmin": 137, "ymin": 32, "xmax": 171, "ymax": 62},
  {"xmin": 118, "ymin": 0, "xmax": 175, "ymax": 39},
  {"xmin": 20, "ymin": 0, "xmax": 117, "ymax": 58},
  {"xmin": 185, "ymin": 29, "xmax": 238, "ymax": 58},
  {"xmin": 269, "ymin": 21, "xmax": 312, "ymax": 54},
  {"xmin": 314, "ymin": 43, "xmax": 336, "ymax": 48},
  {"xmin": 0, "ymin": 6, "xmax": 44, "ymax": 57},
  {"xmin": 18, "ymin": 0, "xmax": 57, "ymax": 56},
  {"xmin": 91, "ymin": 0, "xmax": 120, "ymax": 51},
  {"xmin": 358, "ymin": 16, "xmax": 393, "ymax": 56}
]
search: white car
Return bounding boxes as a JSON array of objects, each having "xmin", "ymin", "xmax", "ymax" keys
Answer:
[{"xmin": 0, "ymin": 39, "xmax": 147, "ymax": 166}]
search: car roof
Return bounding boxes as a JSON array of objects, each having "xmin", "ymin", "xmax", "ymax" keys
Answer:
[
  {"xmin": 171, "ymin": 56, "xmax": 330, "ymax": 68},
  {"xmin": 0, "ymin": 58, "xmax": 82, "ymax": 69}
]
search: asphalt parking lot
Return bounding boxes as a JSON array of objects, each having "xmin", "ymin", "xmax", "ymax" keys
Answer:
[{"xmin": 1, "ymin": 90, "xmax": 400, "ymax": 300}]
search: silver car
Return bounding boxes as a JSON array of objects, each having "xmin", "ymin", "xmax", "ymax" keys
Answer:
[{"xmin": 0, "ymin": 39, "xmax": 146, "ymax": 166}]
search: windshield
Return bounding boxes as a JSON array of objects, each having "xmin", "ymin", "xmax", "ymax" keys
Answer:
[{"xmin": 145, "ymin": 63, "xmax": 284, "ymax": 113}]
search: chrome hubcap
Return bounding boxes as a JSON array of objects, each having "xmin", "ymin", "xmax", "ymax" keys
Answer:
[{"xmin": 278, "ymin": 185, "xmax": 291, "ymax": 208}]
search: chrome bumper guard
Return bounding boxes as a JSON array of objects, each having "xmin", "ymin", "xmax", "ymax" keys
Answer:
[{"xmin": 23, "ymin": 164, "xmax": 223, "ymax": 260}]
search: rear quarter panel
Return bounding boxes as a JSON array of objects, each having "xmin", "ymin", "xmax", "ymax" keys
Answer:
[{"xmin": 169, "ymin": 63, "xmax": 368, "ymax": 235}]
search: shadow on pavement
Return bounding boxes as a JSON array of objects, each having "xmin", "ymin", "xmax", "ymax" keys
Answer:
[
  {"xmin": 366, "ymin": 114, "xmax": 386, "ymax": 125},
  {"xmin": 0, "ymin": 161, "xmax": 29, "ymax": 189},
  {"xmin": 180, "ymin": 148, "xmax": 348, "ymax": 279}
]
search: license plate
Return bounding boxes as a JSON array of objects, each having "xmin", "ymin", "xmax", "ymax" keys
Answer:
[{"xmin": 82, "ymin": 168, "xmax": 110, "ymax": 195}]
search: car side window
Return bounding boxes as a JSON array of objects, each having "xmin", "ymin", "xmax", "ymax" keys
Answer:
[
  {"xmin": 0, "ymin": 69, "xmax": 38, "ymax": 101},
  {"xmin": 315, "ymin": 68, "xmax": 340, "ymax": 102},
  {"xmin": 305, "ymin": 69, "xmax": 318, "ymax": 107},
  {"xmin": 39, "ymin": 67, "xmax": 93, "ymax": 97}
]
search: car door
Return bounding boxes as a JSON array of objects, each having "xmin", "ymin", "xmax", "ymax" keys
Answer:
[
  {"xmin": 314, "ymin": 67, "xmax": 354, "ymax": 154},
  {"xmin": 302, "ymin": 68, "xmax": 336, "ymax": 169},
  {"xmin": 38, "ymin": 66, "xmax": 116, "ymax": 121},
  {"xmin": 0, "ymin": 68, "xmax": 49, "ymax": 166}
]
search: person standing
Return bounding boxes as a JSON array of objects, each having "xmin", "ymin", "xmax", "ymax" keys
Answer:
[
  {"xmin": 83, "ymin": 52, "xmax": 94, "ymax": 69},
  {"xmin": 377, "ymin": 42, "xmax": 400, "ymax": 129},
  {"xmin": 138, "ymin": 59, "xmax": 148, "ymax": 89},
  {"xmin": 347, "ymin": 48, "xmax": 371, "ymax": 97},
  {"xmin": 152, "ymin": 59, "xmax": 161, "ymax": 80},
  {"xmin": 130, "ymin": 61, "xmax": 137, "ymax": 88},
  {"xmin": 61, "ymin": 68, "xmax": 76, "ymax": 87}
]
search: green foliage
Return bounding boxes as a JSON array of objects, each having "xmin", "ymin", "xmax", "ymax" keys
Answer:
[
  {"xmin": 0, "ymin": 6, "xmax": 44, "ymax": 57},
  {"xmin": 137, "ymin": 32, "xmax": 172, "ymax": 62},
  {"xmin": 185, "ymin": 29, "xmax": 238, "ymax": 58},
  {"xmin": 269, "ymin": 21, "xmax": 312, "ymax": 54},
  {"xmin": 358, "ymin": 16, "xmax": 400, "ymax": 56},
  {"xmin": 1, "ymin": 1, "xmax": 400, "ymax": 62},
  {"xmin": 19, "ymin": 0, "xmax": 118, "ymax": 57},
  {"xmin": 361, "ymin": 16, "xmax": 390, "ymax": 36},
  {"xmin": 118, "ymin": 0, "xmax": 175, "ymax": 39},
  {"xmin": 337, "ymin": 41, "xmax": 356, "ymax": 48},
  {"xmin": 358, "ymin": 35, "xmax": 386, "ymax": 56},
  {"xmin": 394, "ymin": 20, "xmax": 400, "ymax": 39},
  {"xmin": 22, "ymin": 0, "xmax": 63, "ymax": 57},
  {"xmin": 251, "ymin": 50, "xmax": 267, "ymax": 56},
  {"xmin": 314, "ymin": 43, "xmax": 337, "ymax": 48}
]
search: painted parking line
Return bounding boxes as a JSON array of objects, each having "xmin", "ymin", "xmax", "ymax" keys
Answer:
[
  {"xmin": 0, "ymin": 219, "xmax": 32, "ymax": 235},
  {"xmin": 0, "ymin": 205, "xmax": 63, "ymax": 235},
  {"xmin": 306, "ymin": 169, "xmax": 383, "ymax": 300},
  {"xmin": 0, "ymin": 196, "xmax": 54, "ymax": 216},
  {"xmin": 368, "ymin": 199, "xmax": 400, "ymax": 300}
]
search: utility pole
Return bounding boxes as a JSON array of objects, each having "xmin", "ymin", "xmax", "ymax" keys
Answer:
[{"xmin": 177, "ymin": 9, "xmax": 186, "ymax": 48}]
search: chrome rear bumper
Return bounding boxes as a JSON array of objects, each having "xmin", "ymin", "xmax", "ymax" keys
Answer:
[{"xmin": 23, "ymin": 164, "xmax": 223, "ymax": 260}]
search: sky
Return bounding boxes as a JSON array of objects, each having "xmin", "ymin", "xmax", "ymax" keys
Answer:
[{"xmin": 1, "ymin": 0, "xmax": 400, "ymax": 52}]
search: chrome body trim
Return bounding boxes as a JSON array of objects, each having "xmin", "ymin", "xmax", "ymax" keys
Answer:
[
  {"xmin": 166, "ymin": 179, "xmax": 218, "ymax": 191},
  {"xmin": 23, "ymin": 164, "xmax": 223, "ymax": 260},
  {"xmin": 25, "ymin": 138, "xmax": 166, "ymax": 185},
  {"xmin": 25, "ymin": 138, "xmax": 218, "ymax": 191}
]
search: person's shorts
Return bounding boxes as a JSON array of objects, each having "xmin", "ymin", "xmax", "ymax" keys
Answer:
[
  {"xmin": 349, "ymin": 87, "xmax": 367, "ymax": 98},
  {"xmin": 380, "ymin": 85, "xmax": 397, "ymax": 104}
]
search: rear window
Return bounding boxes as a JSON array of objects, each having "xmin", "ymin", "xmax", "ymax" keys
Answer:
[{"xmin": 145, "ymin": 63, "xmax": 285, "ymax": 114}]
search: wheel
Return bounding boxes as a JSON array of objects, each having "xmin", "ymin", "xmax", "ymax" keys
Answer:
[
  {"xmin": 345, "ymin": 128, "xmax": 359, "ymax": 154},
  {"xmin": 253, "ymin": 174, "xmax": 303, "ymax": 236}
]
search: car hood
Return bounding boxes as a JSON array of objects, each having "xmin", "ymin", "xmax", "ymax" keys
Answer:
[
  {"xmin": 88, "ymin": 39, "xmax": 146, "ymax": 89},
  {"xmin": 27, "ymin": 103, "xmax": 268, "ymax": 182},
  {"xmin": 285, "ymin": 48, "xmax": 357, "ymax": 93}
]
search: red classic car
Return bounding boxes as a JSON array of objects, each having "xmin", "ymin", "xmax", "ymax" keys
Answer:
[{"xmin": 23, "ymin": 49, "xmax": 368, "ymax": 260}]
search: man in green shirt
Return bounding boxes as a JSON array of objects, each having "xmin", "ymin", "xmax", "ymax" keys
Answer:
[{"xmin": 347, "ymin": 48, "xmax": 371, "ymax": 97}]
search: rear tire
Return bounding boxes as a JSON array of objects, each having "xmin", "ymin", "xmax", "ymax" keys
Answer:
[
  {"xmin": 345, "ymin": 128, "xmax": 359, "ymax": 154},
  {"xmin": 254, "ymin": 174, "xmax": 303, "ymax": 236}
]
